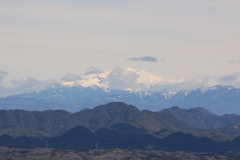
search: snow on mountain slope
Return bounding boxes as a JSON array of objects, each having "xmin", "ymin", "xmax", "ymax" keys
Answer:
[
  {"xmin": 62, "ymin": 71, "xmax": 110, "ymax": 91},
  {"xmin": 60, "ymin": 67, "xmax": 236, "ymax": 93},
  {"xmin": 198, "ymin": 85, "xmax": 234, "ymax": 93},
  {"xmin": 160, "ymin": 85, "xmax": 235, "ymax": 99},
  {"xmin": 61, "ymin": 67, "xmax": 163, "ymax": 92},
  {"xmin": 106, "ymin": 67, "xmax": 163, "ymax": 91}
]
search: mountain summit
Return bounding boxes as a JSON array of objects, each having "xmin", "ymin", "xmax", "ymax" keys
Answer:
[
  {"xmin": 4, "ymin": 67, "xmax": 240, "ymax": 115},
  {"xmin": 61, "ymin": 67, "xmax": 162, "ymax": 92}
]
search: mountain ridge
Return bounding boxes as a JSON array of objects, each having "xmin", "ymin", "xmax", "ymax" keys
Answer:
[
  {"xmin": 1, "ymin": 102, "xmax": 240, "ymax": 141},
  {"xmin": 1, "ymin": 67, "xmax": 240, "ymax": 115},
  {"xmin": 9, "ymin": 84, "xmax": 240, "ymax": 115}
]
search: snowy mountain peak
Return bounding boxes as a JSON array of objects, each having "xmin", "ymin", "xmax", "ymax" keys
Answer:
[
  {"xmin": 161, "ymin": 85, "xmax": 236, "ymax": 100},
  {"xmin": 161, "ymin": 91, "xmax": 178, "ymax": 99},
  {"xmin": 60, "ymin": 66, "xmax": 236, "ymax": 93},
  {"xmin": 61, "ymin": 71, "xmax": 110, "ymax": 91},
  {"xmin": 198, "ymin": 85, "xmax": 234, "ymax": 93},
  {"xmin": 60, "ymin": 67, "xmax": 162, "ymax": 92}
]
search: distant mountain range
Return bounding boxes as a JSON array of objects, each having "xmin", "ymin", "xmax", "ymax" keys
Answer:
[
  {"xmin": 0, "ymin": 67, "xmax": 239, "ymax": 115},
  {"xmin": 3, "ymin": 84, "xmax": 239, "ymax": 115},
  {"xmin": 1, "ymin": 67, "xmax": 240, "ymax": 152}
]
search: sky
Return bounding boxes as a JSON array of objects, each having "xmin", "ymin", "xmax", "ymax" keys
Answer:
[{"xmin": 0, "ymin": 0, "xmax": 240, "ymax": 93}]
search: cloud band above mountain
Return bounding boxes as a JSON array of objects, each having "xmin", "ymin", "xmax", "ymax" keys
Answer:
[
  {"xmin": 128, "ymin": 56, "xmax": 158, "ymax": 63},
  {"xmin": 84, "ymin": 66, "xmax": 103, "ymax": 75},
  {"xmin": 0, "ymin": 70, "xmax": 8, "ymax": 82}
]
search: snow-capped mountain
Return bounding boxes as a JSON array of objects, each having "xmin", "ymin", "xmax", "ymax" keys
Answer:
[
  {"xmin": 1, "ymin": 67, "xmax": 240, "ymax": 115},
  {"xmin": 60, "ymin": 67, "xmax": 163, "ymax": 92},
  {"xmin": 59, "ymin": 67, "xmax": 204, "ymax": 93},
  {"xmin": 69, "ymin": 85, "xmax": 240, "ymax": 114},
  {"xmin": 9, "ymin": 81, "xmax": 240, "ymax": 115},
  {"xmin": 161, "ymin": 85, "xmax": 235, "ymax": 99}
]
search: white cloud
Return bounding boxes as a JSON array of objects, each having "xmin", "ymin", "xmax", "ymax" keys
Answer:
[
  {"xmin": 85, "ymin": 66, "xmax": 103, "ymax": 75},
  {"xmin": 0, "ymin": 76, "xmax": 50, "ymax": 96},
  {"xmin": 218, "ymin": 73, "xmax": 240, "ymax": 88},
  {"xmin": 61, "ymin": 73, "xmax": 82, "ymax": 82},
  {"xmin": 0, "ymin": 70, "xmax": 8, "ymax": 82}
]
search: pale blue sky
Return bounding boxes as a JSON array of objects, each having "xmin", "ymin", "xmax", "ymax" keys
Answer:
[{"xmin": 0, "ymin": 0, "xmax": 240, "ymax": 87}]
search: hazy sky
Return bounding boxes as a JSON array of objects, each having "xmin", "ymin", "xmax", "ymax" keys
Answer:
[{"xmin": 1, "ymin": 0, "xmax": 240, "ymax": 85}]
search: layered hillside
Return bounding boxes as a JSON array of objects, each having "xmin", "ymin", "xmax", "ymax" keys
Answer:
[{"xmin": 1, "ymin": 102, "xmax": 240, "ymax": 141}]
